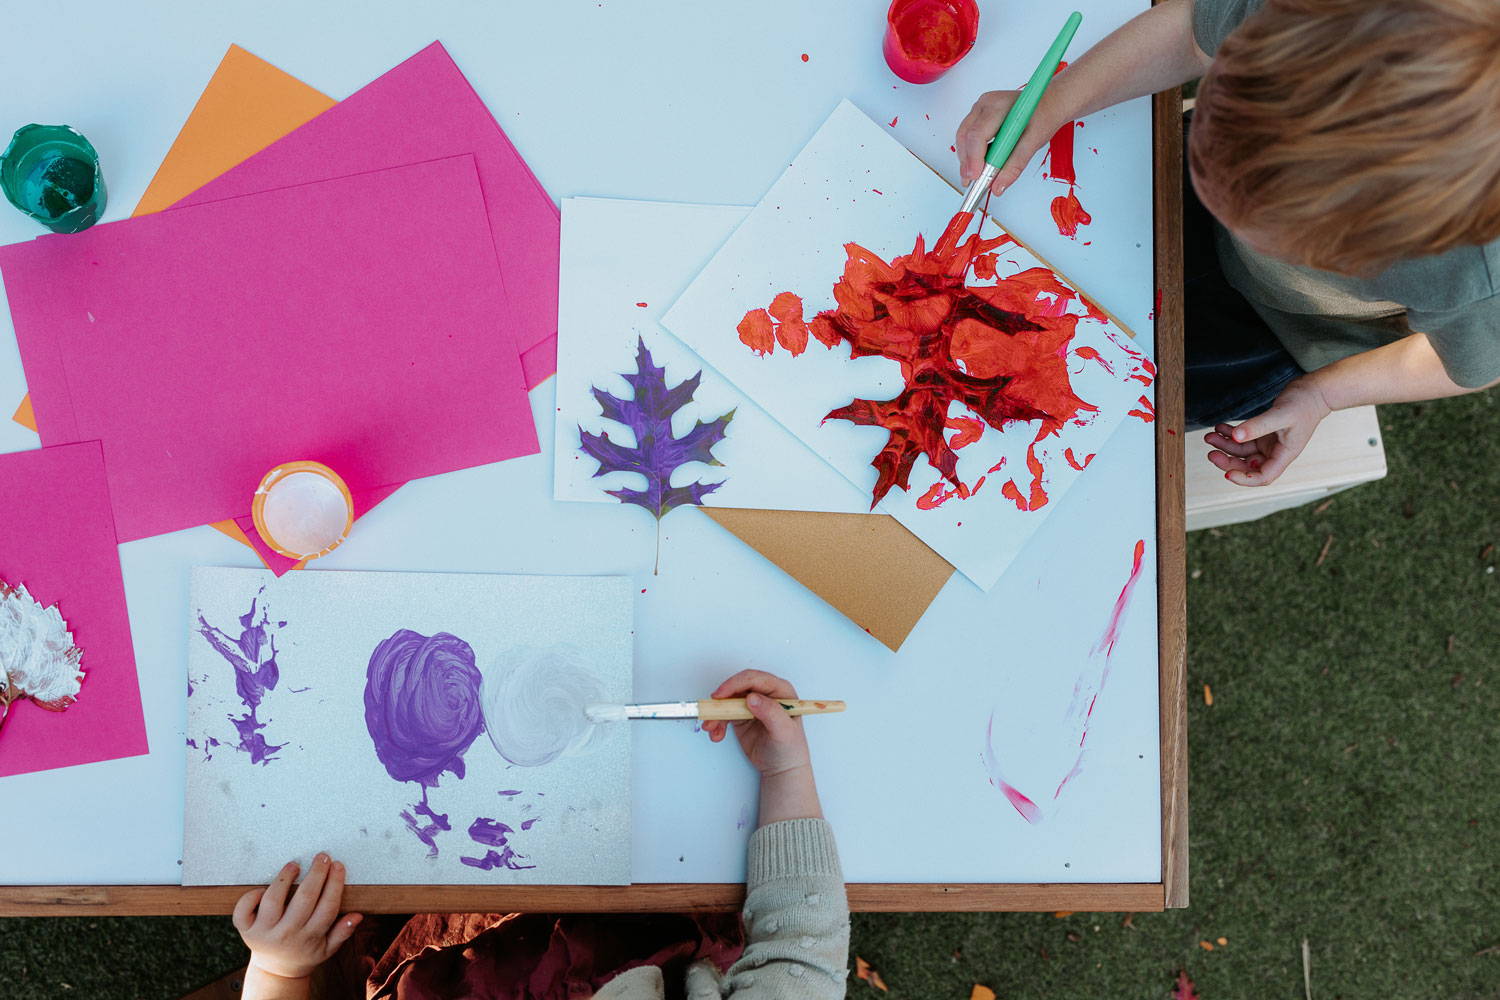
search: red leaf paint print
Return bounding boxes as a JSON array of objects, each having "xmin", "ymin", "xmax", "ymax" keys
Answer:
[
  {"xmin": 768, "ymin": 291, "xmax": 809, "ymax": 355},
  {"xmin": 738, "ymin": 212, "xmax": 1098, "ymax": 510},
  {"xmin": 1050, "ymin": 189, "xmax": 1092, "ymax": 239}
]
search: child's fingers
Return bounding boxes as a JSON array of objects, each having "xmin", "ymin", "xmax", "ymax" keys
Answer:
[
  {"xmin": 1230, "ymin": 409, "xmax": 1290, "ymax": 444},
  {"xmin": 1205, "ymin": 427, "xmax": 1259, "ymax": 458},
  {"xmin": 282, "ymin": 853, "xmax": 329, "ymax": 927},
  {"xmin": 307, "ymin": 860, "xmax": 347, "ymax": 934},
  {"xmin": 321, "ymin": 913, "xmax": 363, "ymax": 960},
  {"xmin": 232, "ymin": 887, "xmax": 265, "ymax": 934},
  {"xmin": 711, "ymin": 669, "xmax": 798, "ymax": 702},
  {"xmin": 744, "ymin": 692, "xmax": 798, "ymax": 743},
  {"xmin": 1205, "ymin": 449, "xmax": 1255, "ymax": 474},
  {"xmin": 257, "ymin": 861, "xmax": 299, "ymax": 925}
]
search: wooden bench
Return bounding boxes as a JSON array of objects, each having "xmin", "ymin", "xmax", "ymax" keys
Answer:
[{"xmin": 1185, "ymin": 405, "xmax": 1387, "ymax": 530}]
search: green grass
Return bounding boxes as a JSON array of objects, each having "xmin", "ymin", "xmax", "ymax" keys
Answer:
[{"xmin": 2, "ymin": 393, "xmax": 1496, "ymax": 1000}]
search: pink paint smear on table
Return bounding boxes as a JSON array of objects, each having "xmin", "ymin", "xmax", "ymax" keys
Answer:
[{"xmin": 982, "ymin": 538, "xmax": 1148, "ymax": 821}]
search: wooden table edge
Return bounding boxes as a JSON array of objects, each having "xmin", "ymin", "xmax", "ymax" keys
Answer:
[{"xmin": 0, "ymin": 882, "xmax": 1166, "ymax": 916}]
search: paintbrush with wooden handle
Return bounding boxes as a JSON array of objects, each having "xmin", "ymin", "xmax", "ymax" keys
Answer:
[{"xmin": 585, "ymin": 698, "xmax": 845, "ymax": 723}]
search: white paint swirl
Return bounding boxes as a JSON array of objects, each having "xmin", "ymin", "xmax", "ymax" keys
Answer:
[{"xmin": 481, "ymin": 645, "xmax": 603, "ymax": 767}]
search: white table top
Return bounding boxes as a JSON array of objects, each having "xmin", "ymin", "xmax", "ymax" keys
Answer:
[{"xmin": 0, "ymin": 0, "xmax": 1159, "ymax": 886}]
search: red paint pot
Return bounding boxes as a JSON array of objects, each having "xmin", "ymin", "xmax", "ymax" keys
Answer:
[{"xmin": 883, "ymin": 0, "xmax": 980, "ymax": 84}]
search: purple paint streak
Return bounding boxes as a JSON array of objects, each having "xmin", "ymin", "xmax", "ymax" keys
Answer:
[
  {"xmin": 194, "ymin": 592, "xmax": 287, "ymax": 765},
  {"xmin": 363, "ymin": 629, "xmax": 484, "ymax": 787},
  {"xmin": 520, "ymin": 817, "xmax": 540, "ymax": 831},
  {"xmin": 468, "ymin": 817, "xmax": 514, "ymax": 847},
  {"xmin": 399, "ymin": 787, "xmax": 451, "ymax": 859},
  {"xmin": 460, "ymin": 848, "xmax": 536, "ymax": 871}
]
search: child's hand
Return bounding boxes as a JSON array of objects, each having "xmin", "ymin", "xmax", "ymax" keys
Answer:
[
  {"xmin": 1205, "ymin": 377, "xmax": 1332, "ymax": 486},
  {"xmin": 234, "ymin": 854, "xmax": 361, "ymax": 982},
  {"xmin": 955, "ymin": 89, "xmax": 1061, "ymax": 195},
  {"xmin": 703, "ymin": 670, "xmax": 812, "ymax": 780}
]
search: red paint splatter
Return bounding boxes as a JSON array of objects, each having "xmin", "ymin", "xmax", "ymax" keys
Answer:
[
  {"xmin": 945, "ymin": 415, "xmax": 985, "ymax": 450},
  {"xmin": 635, "ymin": 301, "xmax": 648, "ymax": 308},
  {"xmin": 1149, "ymin": 287, "xmax": 1162, "ymax": 321},
  {"xmin": 801, "ymin": 53, "xmax": 809, "ymax": 62},
  {"xmin": 1064, "ymin": 448, "xmax": 1094, "ymax": 471},
  {"xmin": 889, "ymin": 116, "xmax": 900, "ymax": 127},
  {"xmin": 740, "ymin": 211, "xmax": 1097, "ymax": 509},
  {"xmin": 1072, "ymin": 345, "xmax": 1114, "ymax": 375},
  {"xmin": 916, "ymin": 475, "xmax": 986, "ymax": 509},
  {"xmin": 1050, "ymin": 190, "xmax": 1092, "ymax": 240},
  {"xmin": 872, "ymin": 188, "xmax": 884, "ymax": 195},
  {"xmin": 1128, "ymin": 395, "xmax": 1156, "ymax": 423},
  {"xmin": 1094, "ymin": 539, "xmax": 1146, "ymax": 660}
]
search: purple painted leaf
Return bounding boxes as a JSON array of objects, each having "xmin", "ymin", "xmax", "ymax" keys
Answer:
[{"xmin": 579, "ymin": 337, "xmax": 734, "ymax": 520}]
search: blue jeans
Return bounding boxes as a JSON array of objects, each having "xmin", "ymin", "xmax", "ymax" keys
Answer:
[{"xmin": 1182, "ymin": 114, "xmax": 1304, "ymax": 430}]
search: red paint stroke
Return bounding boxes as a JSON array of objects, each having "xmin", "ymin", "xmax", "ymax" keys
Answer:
[
  {"xmin": 1148, "ymin": 287, "xmax": 1162, "ymax": 321},
  {"xmin": 1128, "ymin": 394, "xmax": 1156, "ymax": 423},
  {"xmin": 889, "ymin": 115, "xmax": 900, "ymax": 127},
  {"xmin": 1072, "ymin": 345, "xmax": 1114, "ymax": 375},
  {"xmin": 635, "ymin": 301, "xmax": 648, "ymax": 308},
  {"xmin": 741, "ymin": 211, "xmax": 1098, "ymax": 509},
  {"xmin": 872, "ymin": 188, "xmax": 884, "ymax": 195},
  {"xmin": 1051, "ymin": 538, "xmax": 1149, "ymax": 801},
  {"xmin": 1050, "ymin": 190, "xmax": 1092, "ymax": 240},
  {"xmin": 1043, "ymin": 121, "xmax": 1077, "ymax": 186},
  {"xmin": 1102, "ymin": 327, "xmax": 1157, "ymax": 389},
  {"xmin": 1064, "ymin": 447, "xmax": 1094, "ymax": 471},
  {"xmin": 983, "ymin": 713, "xmax": 1041, "ymax": 824},
  {"xmin": 916, "ymin": 475, "xmax": 986, "ymax": 509},
  {"xmin": 945, "ymin": 415, "xmax": 985, "ymax": 450},
  {"xmin": 801, "ymin": 53, "xmax": 810, "ymax": 62},
  {"xmin": 998, "ymin": 443, "xmax": 1049, "ymax": 511}
]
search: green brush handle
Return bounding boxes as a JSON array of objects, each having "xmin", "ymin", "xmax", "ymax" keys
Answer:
[{"xmin": 984, "ymin": 11, "xmax": 1083, "ymax": 171}]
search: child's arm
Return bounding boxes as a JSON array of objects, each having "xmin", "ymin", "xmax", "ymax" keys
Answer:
[
  {"xmin": 1206, "ymin": 333, "xmax": 1500, "ymax": 486},
  {"xmin": 703, "ymin": 671, "xmax": 849, "ymax": 999},
  {"xmin": 957, "ymin": 0, "xmax": 1211, "ymax": 195},
  {"xmin": 233, "ymin": 854, "xmax": 362, "ymax": 1000}
]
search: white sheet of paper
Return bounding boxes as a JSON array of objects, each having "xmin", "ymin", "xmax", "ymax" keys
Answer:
[
  {"xmin": 554, "ymin": 197, "xmax": 869, "ymax": 514},
  {"xmin": 663, "ymin": 101, "xmax": 1154, "ymax": 589},
  {"xmin": 182, "ymin": 567, "xmax": 632, "ymax": 886}
]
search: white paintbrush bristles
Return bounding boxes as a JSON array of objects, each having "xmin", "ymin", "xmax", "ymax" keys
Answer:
[{"xmin": 583, "ymin": 703, "xmax": 628, "ymax": 724}]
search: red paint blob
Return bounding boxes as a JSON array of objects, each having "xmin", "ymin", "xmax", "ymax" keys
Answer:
[
  {"xmin": 1050, "ymin": 190, "xmax": 1092, "ymax": 240},
  {"xmin": 742, "ymin": 211, "xmax": 1098, "ymax": 510},
  {"xmin": 801, "ymin": 53, "xmax": 810, "ymax": 62},
  {"xmin": 888, "ymin": 116, "xmax": 900, "ymax": 127},
  {"xmin": 883, "ymin": 0, "xmax": 979, "ymax": 84}
]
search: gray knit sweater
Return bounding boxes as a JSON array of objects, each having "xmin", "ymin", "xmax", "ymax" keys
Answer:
[{"xmin": 595, "ymin": 819, "xmax": 850, "ymax": 999}]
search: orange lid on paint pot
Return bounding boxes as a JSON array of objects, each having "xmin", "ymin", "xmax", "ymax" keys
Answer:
[{"xmin": 250, "ymin": 461, "xmax": 355, "ymax": 562}]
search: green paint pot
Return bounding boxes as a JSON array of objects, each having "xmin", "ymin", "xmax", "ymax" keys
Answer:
[{"xmin": 0, "ymin": 124, "xmax": 107, "ymax": 234}]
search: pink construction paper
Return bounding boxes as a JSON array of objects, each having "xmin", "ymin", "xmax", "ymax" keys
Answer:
[
  {"xmin": 176, "ymin": 41, "xmax": 561, "ymax": 389},
  {"xmin": 0, "ymin": 155, "xmax": 538, "ymax": 543},
  {"xmin": 0, "ymin": 441, "xmax": 148, "ymax": 778}
]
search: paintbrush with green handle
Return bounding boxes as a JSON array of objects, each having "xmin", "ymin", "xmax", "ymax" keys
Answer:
[
  {"xmin": 585, "ymin": 698, "xmax": 846, "ymax": 723},
  {"xmin": 958, "ymin": 10, "xmax": 1083, "ymax": 216}
]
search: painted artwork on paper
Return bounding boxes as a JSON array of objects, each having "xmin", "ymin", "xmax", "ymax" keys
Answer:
[
  {"xmin": 553, "ymin": 198, "xmax": 871, "ymax": 519},
  {"xmin": 0, "ymin": 582, "xmax": 85, "ymax": 731},
  {"xmin": 183, "ymin": 567, "xmax": 632, "ymax": 886},
  {"xmin": 662, "ymin": 100, "xmax": 1155, "ymax": 590}
]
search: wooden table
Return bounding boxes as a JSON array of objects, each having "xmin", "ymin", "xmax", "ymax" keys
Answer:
[{"xmin": 0, "ymin": 0, "xmax": 1185, "ymax": 915}]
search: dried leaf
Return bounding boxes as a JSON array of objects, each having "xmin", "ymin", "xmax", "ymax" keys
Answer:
[
  {"xmin": 854, "ymin": 956, "xmax": 889, "ymax": 992},
  {"xmin": 1172, "ymin": 969, "xmax": 1199, "ymax": 1000},
  {"xmin": 1053, "ymin": 910, "xmax": 1074, "ymax": 918},
  {"xmin": 1315, "ymin": 534, "xmax": 1334, "ymax": 567},
  {"xmin": 1203, "ymin": 684, "xmax": 1213, "ymax": 706},
  {"xmin": 1198, "ymin": 940, "xmax": 1214, "ymax": 951},
  {"xmin": 1217, "ymin": 937, "xmax": 1227, "ymax": 946},
  {"xmin": 970, "ymin": 986, "xmax": 996, "ymax": 1000},
  {"xmin": 579, "ymin": 337, "xmax": 734, "ymax": 522},
  {"xmin": 1313, "ymin": 498, "xmax": 1334, "ymax": 514},
  {"xmin": 1121, "ymin": 912, "xmax": 1136, "ymax": 930}
]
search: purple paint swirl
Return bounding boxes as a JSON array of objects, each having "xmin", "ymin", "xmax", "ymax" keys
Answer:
[
  {"xmin": 363, "ymin": 629, "xmax": 484, "ymax": 788},
  {"xmin": 194, "ymin": 594, "xmax": 287, "ymax": 765}
]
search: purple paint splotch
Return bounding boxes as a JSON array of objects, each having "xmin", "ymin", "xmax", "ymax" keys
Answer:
[
  {"xmin": 364, "ymin": 629, "xmax": 485, "ymax": 857},
  {"xmin": 460, "ymin": 816, "xmax": 536, "ymax": 871},
  {"xmin": 400, "ymin": 787, "xmax": 452, "ymax": 860},
  {"xmin": 194, "ymin": 592, "xmax": 287, "ymax": 765}
]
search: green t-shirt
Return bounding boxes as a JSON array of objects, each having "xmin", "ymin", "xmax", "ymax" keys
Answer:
[{"xmin": 1191, "ymin": 0, "xmax": 1500, "ymax": 388}]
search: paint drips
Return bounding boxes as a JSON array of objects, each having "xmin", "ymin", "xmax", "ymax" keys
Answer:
[
  {"xmin": 401, "ymin": 787, "xmax": 451, "ymax": 859},
  {"xmin": 481, "ymin": 645, "xmax": 603, "ymax": 768},
  {"xmin": 738, "ymin": 211, "xmax": 1098, "ymax": 510},
  {"xmin": 460, "ymin": 816, "xmax": 536, "ymax": 871},
  {"xmin": 194, "ymin": 592, "xmax": 286, "ymax": 765},
  {"xmin": 1042, "ymin": 116, "xmax": 1091, "ymax": 241}
]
